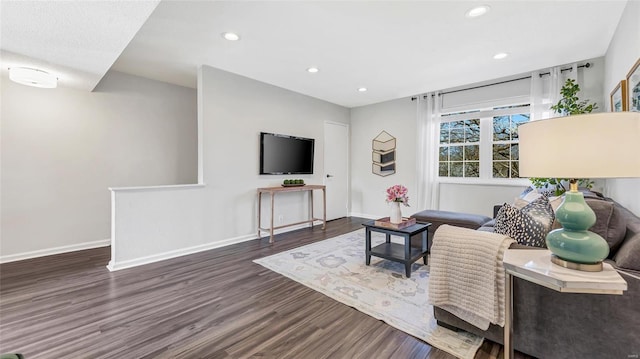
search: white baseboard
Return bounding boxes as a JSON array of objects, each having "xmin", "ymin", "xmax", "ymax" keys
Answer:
[
  {"xmin": 348, "ymin": 212, "xmax": 379, "ymax": 219},
  {"xmin": 107, "ymin": 222, "xmax": 324, "ymax": 271},
  {"xmin": 2, "ymin": 222, "xmax": 322, "ymax": 269},
  {"xmin": 0, "ymin": 239, "xmax": 111, "ymax": 264},
  {"xmin": 107, "ymin": 233, "xmax": 256, "ymax": 271}
]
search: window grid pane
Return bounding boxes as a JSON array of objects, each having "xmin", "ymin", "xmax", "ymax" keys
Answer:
[
  {"xmin": 491, "ymin": 113, "xmax": 529, "ymax": 178},
  {"xmin": 439, "ymin": 118, "xmax": 481, "ymax": 178}
]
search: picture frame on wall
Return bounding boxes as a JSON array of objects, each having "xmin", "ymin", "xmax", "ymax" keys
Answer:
[
  {"xmin": 626, "ymin": 58, "xmax": 640, "ymax": 112},
  {"xmin": 610, "ymin": 80, "xmax": 627, "ymax": 112}
]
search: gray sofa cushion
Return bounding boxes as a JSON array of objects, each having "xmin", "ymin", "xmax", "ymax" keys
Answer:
[
  {"xmin": 410, "ymin": 210, "xmax": 493, "ymax": 251},
  {"xmin": 411, "ymin": 209, "xmax": 491, "ymax": 229},
  {"xmin": 613, "ymin": 205, "xmax": 640, "ymax": 271},
  {"xmin": 585, "ymin": 198, "xmax": 627, "ymax": 255},
  {"xmin": 614, "ymin": 232, "xmax": 640, "ymax": 271}
]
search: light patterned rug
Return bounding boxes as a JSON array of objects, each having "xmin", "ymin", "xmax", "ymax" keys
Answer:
[{"xmin": 253, "ymin": 229, "xmax": 484, "ymax": 359}]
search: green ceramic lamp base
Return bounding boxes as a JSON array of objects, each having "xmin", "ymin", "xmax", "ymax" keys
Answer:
[{"xmin": 545, "ymin": 183, "xmax": 609, "ymax": 272}]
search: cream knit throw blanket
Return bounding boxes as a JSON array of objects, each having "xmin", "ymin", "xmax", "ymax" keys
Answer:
[{"xmin": 428, "ymin": 225, "xmax": 515, "ymax": 330}]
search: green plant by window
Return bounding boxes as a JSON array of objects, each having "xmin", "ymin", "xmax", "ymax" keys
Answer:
[
  {"xmin": 529, "ymin": 178, "xmax": 594, "ymax": 196},
  {"xmin": 531, "ymin": 78, "xmax": 597, "ymax": 194},
  {"xmin": 549, "ymin": 78, "xmax": 598, "ymax": 115}
]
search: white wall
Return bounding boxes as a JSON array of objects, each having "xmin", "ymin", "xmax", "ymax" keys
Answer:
[
  {"xmin": 0, "ymin": 71, "xmax": 197, "ymax": 262},
  {"xmin": 350, "ymin": 98, "xmax": 418, "ymax": 218},
  {"xmin": 201, "ymin": 66, "xmax": 349, "ymax": 241},
  {"xmin": 108, "ymin": 65, "xmax": 349, "ymax": 269},
  {"xmin": 438, "ymin": 184, "xmax": 525, "ymax": 217},
  {"xmin": 603, "ymin": 0, "xmax": 640, "ymax": 216},
  {"xmin": 109, "ymin": 184, "xmax": 206, "ymax": 270}
]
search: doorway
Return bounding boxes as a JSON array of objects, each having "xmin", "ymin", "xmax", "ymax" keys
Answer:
[{"xmin": 323, "ymin": 121, "xmax": 349, "ymax": 220}]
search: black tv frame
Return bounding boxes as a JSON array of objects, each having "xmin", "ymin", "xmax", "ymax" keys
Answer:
[{"xmin": 259, "ymin": 132, "xmax": 315, "ymax": 175}]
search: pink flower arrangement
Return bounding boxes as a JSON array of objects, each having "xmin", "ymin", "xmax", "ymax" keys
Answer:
[{"xmin": 386, "ymin": 184, "xmax": 410, "ymax": 206}]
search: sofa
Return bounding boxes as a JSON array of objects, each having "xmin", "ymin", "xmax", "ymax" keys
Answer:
[{"xmin": 411, "ymin": 193, "xmax": 640, "ymax": 359}]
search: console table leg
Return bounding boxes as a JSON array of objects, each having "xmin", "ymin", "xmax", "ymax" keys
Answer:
[
  {"xmin": 257, "ymin": 191, "xmax": 262, "ymax": 239},
  {"xmin": 269, "ymin": 193, "xmax": 275, "ymax": 244},
  {"xmin": 322, "ymin": 188, "xmax": 326, "ymax": 229},
  {"xmin": 310, "ymin": 190, "xmax": 314, "ymax": 226}
]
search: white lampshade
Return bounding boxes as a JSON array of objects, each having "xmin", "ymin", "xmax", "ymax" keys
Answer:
[
  {"xmin": 519, "ymin": 112, "xmax": 640, "ymax": 178},
  {"xmin": 9, "ymin": 67, "xmax": 57, "ymax": 88}
]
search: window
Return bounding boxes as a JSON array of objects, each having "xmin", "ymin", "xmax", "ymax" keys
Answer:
[
  {"xmin": 438, "ymin": 104, "xmax": 530, "ymax": 180},
  {"xmin": 492, "ymin": 113, "xmax": 530, "ymax": 178},
  {"xmin": 439, "ymin": 118, "xmax": 480, "ymax": 177}
]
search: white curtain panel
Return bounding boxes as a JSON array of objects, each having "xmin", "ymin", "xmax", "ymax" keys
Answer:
[
  {"xmin": 530, "ymin": 63, "xmax": 578, "ymax": 120},
  {"xmin": 415, "ymin": 93, "xmax": 441, "ymax": 210}
]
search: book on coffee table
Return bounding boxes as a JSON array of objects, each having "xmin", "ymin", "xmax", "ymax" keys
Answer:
[{"xmin": 374, "ymin": 217, "xmax": 416, "ymax": 230}]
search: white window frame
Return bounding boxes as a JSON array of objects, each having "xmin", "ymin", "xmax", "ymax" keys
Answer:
[{"xmin": 437, "ymin": 103, "xmax": 532, "ymax": 186}]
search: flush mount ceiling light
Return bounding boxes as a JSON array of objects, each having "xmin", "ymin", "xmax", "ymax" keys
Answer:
[
  {"xmin": 222, "ymin": 32, "xmax": 240, "ymax": 41},
  {"xmin": 493, "ymin": 52, "xmax": 509, "ymax": 60},
  {"xmin": 9, "ymin": 67, "xmax": 57, "ymax": 88},
  {"xmin": 306, "ymin": 67, "xmax": 319, "ymax": 73},
  {"xmin": 465, "ymin": 5, "xmax": 490, "ymax": 18},
  {"xmin": 357, "ymin": 87, "xmax": 368, "ymax": 92}
]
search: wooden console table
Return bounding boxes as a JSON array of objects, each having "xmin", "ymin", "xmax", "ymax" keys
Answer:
[{"xmin": 257, "ymin": 185, "xmax": 326, "ymax": 243}]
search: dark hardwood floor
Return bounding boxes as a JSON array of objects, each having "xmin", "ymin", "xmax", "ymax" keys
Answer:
[{"xmin": 0, "ymin": 217, "xmax": 522, "ymax": 358}]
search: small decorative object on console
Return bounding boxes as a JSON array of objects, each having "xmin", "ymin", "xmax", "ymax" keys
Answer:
[{"xmin": 282, "ymin": 179, "xmax": 305, "ymax": 187}]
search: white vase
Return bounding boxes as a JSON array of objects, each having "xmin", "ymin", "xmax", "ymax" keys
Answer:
[{"xmin": 390, "ymin": 202, "xmax": 402, "ymax": 224}]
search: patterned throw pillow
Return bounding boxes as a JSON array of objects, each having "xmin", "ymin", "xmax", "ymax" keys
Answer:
[{"xmin": 495, "ymin": 196, "xmax": 555, "ymax": 248}]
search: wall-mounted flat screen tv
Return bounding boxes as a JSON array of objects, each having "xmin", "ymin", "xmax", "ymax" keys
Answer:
[{"xmin": 260, "ymin": 132, "xmax": 314, "ymax": 175}]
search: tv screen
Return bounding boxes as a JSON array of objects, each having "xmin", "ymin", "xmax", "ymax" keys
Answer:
[{"xmin": 260, "ymin": 132, "xmax": 314, "ymax": 175}]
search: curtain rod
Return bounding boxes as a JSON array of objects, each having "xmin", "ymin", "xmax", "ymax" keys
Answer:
[
  {"xmin": 439, "ymin": 76, "xmax": 531, "ymax": 96},
  {"xmin": 538, "ymin": 62, "xmax": 591, "ymax": 78},
  {"xmin": 411, "ymin": 76, "xmax": 530, "ymax": 101},
  {"xmin": 411, "ymin": 62, "xmax": 591, "ymax": 101}
]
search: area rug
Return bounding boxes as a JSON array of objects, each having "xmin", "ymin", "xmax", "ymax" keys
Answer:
[{"xmin": 253, "ymin": 229, "xmax": 484, "ymax": 359}]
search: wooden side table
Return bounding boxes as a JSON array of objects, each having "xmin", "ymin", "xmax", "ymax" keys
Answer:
[
  {"xmin": 257, "ymin": 185, "xmax": 326, "ymax": 243},
  {"xmin": 502, "ymin": 249, "xmax": 627, "ymax": 359}
]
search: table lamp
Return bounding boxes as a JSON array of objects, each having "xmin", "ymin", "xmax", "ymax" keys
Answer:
[{"xmin": 519, "ymin": 112, "xmax": 640, "ymax": 271}]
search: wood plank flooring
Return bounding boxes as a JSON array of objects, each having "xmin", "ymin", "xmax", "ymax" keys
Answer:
[{"xmin": 0, "ymin": 217, "xmax": 524, "ymax": 359}]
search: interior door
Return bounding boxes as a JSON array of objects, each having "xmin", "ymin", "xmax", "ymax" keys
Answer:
[{"xmin": 324, "ymin": 121, "xmax": 349, "ymax": 220}]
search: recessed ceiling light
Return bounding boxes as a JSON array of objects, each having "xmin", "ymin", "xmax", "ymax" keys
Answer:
[
  {"xmin": 357, "ymin": 87, "xmax": 367, "ymax": 92},
  {"xmin": 493, "ymin": 52, "xmax": 509, "ymax": 60},
  {"xmin": 307, "ymin": 67, "xmax": 319, "ymax": 73},
  {"xmin": 9, "ymin": 67, "xmax": 57, "ymax": 88},
  {"xmin": 222, "ymin": 32, "xmax": 240, "ymax": 41},
  {"xmin": 465, "ymin": 5, "xmax": 490, "ymax": 18}
]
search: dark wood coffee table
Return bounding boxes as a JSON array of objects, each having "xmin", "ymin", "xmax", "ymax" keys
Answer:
[{"xmin": 362, "ymin": 220, "xmax": 431, "ymax": 278}]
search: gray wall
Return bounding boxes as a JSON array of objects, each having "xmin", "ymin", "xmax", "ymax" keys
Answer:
[
  {"xmin": 350, "ymin": 98, "xmax": 418, "ymax": 218},
  {"xmin": 603, "ymin": 0, "xmax": 640, "ymax": 216},
  {"xmin": 1, "ymin": 71, "xmax": 197, "ymax": 261},
  {"xmin": 200, "ymin": 65, "xmax": 350, "ymax": 242},
  {"xmin": 107, "ymin": 65, "xmax": 350, "ymax": 270}
]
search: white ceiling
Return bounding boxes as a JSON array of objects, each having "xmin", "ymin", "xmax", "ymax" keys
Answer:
[
  {"xmin": 1, "ymin": 1, "xmax": 628, "ymax": 108},
  {"xmin": 0, "ymin": 0, "xmax": 159, "ymax": 91}
]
